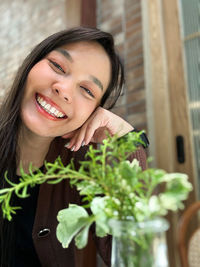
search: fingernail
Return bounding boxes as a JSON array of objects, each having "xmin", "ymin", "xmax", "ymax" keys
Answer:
[
  {"xmin": 81, "ymin": 141, "xmax": 85, "ymax": 147},
  {"xmin": 71, "ymin": 145, "xmax": 75, "ymax": 151},
  {"xmin": 64, "ymin": 142, "xmax": 70, "ymax": 148}
]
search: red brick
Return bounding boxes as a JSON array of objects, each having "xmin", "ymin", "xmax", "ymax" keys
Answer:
[
  {"xmin": 127, "ymin": 112, "xmax": 147, "ymax": 128},
  {"xmin": 126, "ymin": 15, "xmax": 141, "ymax": 29},
  {"xmin": 126, "ymin": 46, "xmax": 143, "ymax": 59},
  {"xmin": 127, "ymin": 100, "xmax": 146, "ymax": 114},
  {"xmin": 126, "ymin": 44, "xmax": 143, "ymax": 58},
  {"xmin": 126, "ymin": 23, "xmax": 142, "ymax": 38},
  {"xmin": 116, "ymin": 43, "xmax": 125, "ymax": 53},
  {"xmin": 125, "ymin": 59, "xmax": 143, "ymax": 72},
  {"xmin": 129, "ymin": 66, "xmax": 143, "ymax": 79},
  {"xmin": 127, "ymin": 89, "xmax": 146, "ymax": 101},
  {"xmin": 110, "ymin": 16, "xmax": 123, "ymax": 28},
  {"xmin": 126, "ymin": 39, "xmax": 142, "ymax": 53},
  {"xmin": 126, "ymin": 89, "xmax": 145, "ymax": 104},
  {"xmin": 125, "ymin": 5, "xmax": 141, "ymax": 20},
  {"xmin": 127, "ymin": 30, "xmax": 142, "ymax": 41},
  {"xmin": 125, "ymin": 0, "xmax": 140, "ymax": 9},
  {"xmin": 126, "ymin": 58, "xmax": 143, "ymax": 73},
  {"xmin": 126, "ymin": 77, "xmax": 144, "ymax": 92}
]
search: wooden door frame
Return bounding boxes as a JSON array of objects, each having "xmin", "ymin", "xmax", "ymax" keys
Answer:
[
  {"xmin": 142, "ymin": 0, "xmax": 197, "ymax": 266},
  {"xmin": 81, "ymin": 0, "xmax": 96, "ymax": 27}
]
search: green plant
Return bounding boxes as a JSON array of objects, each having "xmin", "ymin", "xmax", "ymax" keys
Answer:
[{"xmin": 0, "ymin": 132, "xmax": 192, "ymax": 254}]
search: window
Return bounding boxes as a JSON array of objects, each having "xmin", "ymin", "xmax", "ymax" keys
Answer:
[{"xmin": 179, "ymin": 0, "xmax": 200, "ymax": 195}]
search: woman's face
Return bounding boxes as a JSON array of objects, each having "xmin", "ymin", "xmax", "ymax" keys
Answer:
[{"xmin": 21, "ymin": 41, "xmax": 111, "ymax": 138}]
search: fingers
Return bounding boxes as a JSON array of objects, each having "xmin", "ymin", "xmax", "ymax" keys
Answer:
[
  {"xmin": 65, "ymin": 115, "xmax": 103, "ymax": 152},
  {"xmin": 67, "ymin": 127, "xmax": 86, "ymax": 152},
  {"xmin": 63, "ymin": 107, "xmax": 134, "ymax": 152},
  {"xmin": 83, "ymin": 114, "xmax": 103, "ymax": 145}
]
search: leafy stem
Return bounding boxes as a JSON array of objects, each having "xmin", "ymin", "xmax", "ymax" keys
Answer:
[
  {"xmin": 0, "ymin": 159, "xmax": 96, "ymax": 220},
  {"xmin": 0, "ymin": 132, "xmax": 193, "ymax": 251}
]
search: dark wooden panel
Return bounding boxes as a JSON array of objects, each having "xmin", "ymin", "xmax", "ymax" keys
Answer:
[{"xmin": 81, "ymin": 0, "xmax": 96, "ymax": 27}]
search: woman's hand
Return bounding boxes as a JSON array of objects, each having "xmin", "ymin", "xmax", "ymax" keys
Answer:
[{"xmin": 62, "ymin": 107, "xmax": 133, "ymax": 151}]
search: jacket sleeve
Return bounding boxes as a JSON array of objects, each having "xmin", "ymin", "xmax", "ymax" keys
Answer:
[{"xmin": 94, "ymin": 146, "xmax": 147, "ymax": 267}]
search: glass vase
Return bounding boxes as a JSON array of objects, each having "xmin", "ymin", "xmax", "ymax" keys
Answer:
[{"xmin": 109, "ymin": 217, "xmax": 169, "ymax": 267}]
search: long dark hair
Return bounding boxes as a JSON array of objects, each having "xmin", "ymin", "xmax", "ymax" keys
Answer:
[{"xmin": 0, "ymin": 26, "xmax": 125, "ymax": 266}]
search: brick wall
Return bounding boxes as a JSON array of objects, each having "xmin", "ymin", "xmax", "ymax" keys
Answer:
[
  {"xmin": 97, "ymin": 0, "xmax": 147, "ymax": 131},
  {"xmin": 0, "ymin": 0, "xmax": 67, "ymax": 101}
]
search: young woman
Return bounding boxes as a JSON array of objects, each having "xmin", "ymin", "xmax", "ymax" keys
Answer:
[{"xmin": 0, "ymin": 27, "xmax": 147, "ymax": 267}]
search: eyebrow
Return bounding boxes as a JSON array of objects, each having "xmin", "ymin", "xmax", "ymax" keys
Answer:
[
  {"xmin": 55, "ymin": 48, "xmax": 104, "ymax": 91},
  {"xmin": 90, "ymin": 75, "xmax": 104, "ymax": 91},
  {"xmin": 55, "ymin": 48, "xmax": 73, "ymax": 62}
]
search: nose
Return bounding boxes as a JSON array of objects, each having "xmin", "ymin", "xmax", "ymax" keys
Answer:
[{"xmin": 52, "ymin": 80, "xmax": 74, "ymax": 103}]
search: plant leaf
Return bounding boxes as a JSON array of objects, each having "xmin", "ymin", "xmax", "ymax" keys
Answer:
[
  {"xmin": 91, "ymin": 197, "xmax": 110, "ymax": 237},
  {"xmin": 56, "ymin": 204, "xmax": 90, "ymax": 248},
  {"xmin": 75, "ymin": 224, "xmax": 91, "ymax": 249}
]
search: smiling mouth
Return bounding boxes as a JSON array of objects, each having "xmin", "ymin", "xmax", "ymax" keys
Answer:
[{"xmin": 35, "ymin": 94, "xmax": 67, "ymax": 119}]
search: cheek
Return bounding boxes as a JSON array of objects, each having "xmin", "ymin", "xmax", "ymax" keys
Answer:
[
  {"xmin": 26, "ymin": 62, "xmax": 54, "ymax": 90},
  {"xmin": 72, "ymin": 100, "xmax": 96, "ymax": 124}
]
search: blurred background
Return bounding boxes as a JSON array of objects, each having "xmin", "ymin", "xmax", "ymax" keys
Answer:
[{"xmin": 0, "ymin": 0, "xmax": 199, "ymax": 266}]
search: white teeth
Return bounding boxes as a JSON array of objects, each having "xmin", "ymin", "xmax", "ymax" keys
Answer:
[
  {"xmin": 50, "ymin": 107, "xmax": 56, "ymax": 113},
  {"xmin": 36, "ymin": 95, "xmax": 65, "ymax": 118},
  {"xmin": 41, "ymin": 101, "xmax": 46, "ymax": 107},
  {"xmin": 45, "ymin": 104, "xmax": 51, "ymax": 109},
  {"xmin": 54, "ymin": 110, "xmax": 59, "ymax": 116},
  {"xmin": 58, "ymin": 112, "xmax": 64, "ymax": 117}
]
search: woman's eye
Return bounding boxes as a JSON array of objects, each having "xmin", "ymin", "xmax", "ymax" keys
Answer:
[
  {"xmin": 81, "ymin": 86, "xmax": 94, "ymax": 98},
  {"xmin": 49, "ymin": 60, "xmax": 65, "ymax": 74}
]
